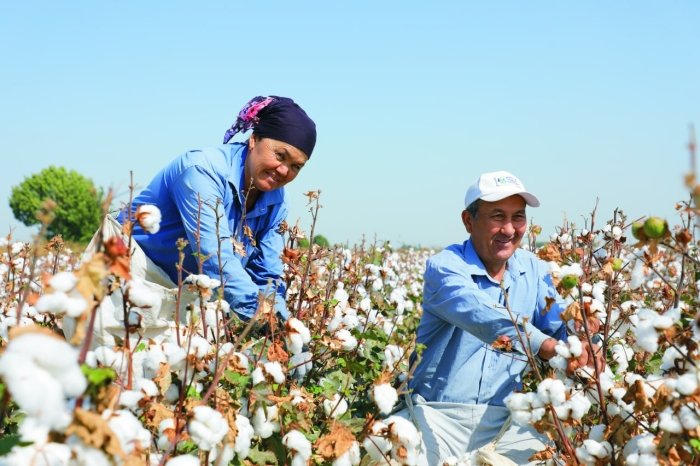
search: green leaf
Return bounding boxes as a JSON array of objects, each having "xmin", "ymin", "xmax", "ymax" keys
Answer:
[
  {"xmin": 337, "ymin": 357, "xmax": 347, "ymax": 368},
  {"xmin": 81, "ymin": 364, "xmax": 116, "ymax": 386},
  {"xmin": 186, "ymin": 385, "xmax": 202, "ymax": 400},
  {"xmin": 176, "ymin": 439, "xmax": 198, "ymax": 454},
  {"xmin": 135, "ymin": 342, "xmax": 147, "ymax": 352},
  {"xmin": 690, "ymin": 438, "xmax": 700, "ymax": 453},
  {"xmin": 248, "ymin": 444, "xmax": 278, "ymax": 465},
  {"xmin": 0, "ymin": 435, "xmax": 32, "ymax": 456},
  {"xmin": 224, "ymin": 370, "xmax": 251, "ymax": 387}
]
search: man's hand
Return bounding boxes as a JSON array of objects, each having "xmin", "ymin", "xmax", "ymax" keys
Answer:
[
  {"xmin": 537, "ymin": 338, "xmax": 558, "ymax": 360},
  {"xmin": 566, "ymin": 340, "xmax": 606, "ymax": 377}
]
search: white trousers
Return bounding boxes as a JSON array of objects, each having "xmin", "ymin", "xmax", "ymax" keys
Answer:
[{"xmin": 393, "ymin": 394, "xmax": 548, "ymax": 465}]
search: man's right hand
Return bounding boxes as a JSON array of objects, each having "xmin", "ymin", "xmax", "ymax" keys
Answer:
[
  {"xmin": 537, "ymin": 338, "xmax": 558, "ymax": 360},
  {"xmin": 565, "ymin": 339, "xmax": 605, "ymax": 377}
]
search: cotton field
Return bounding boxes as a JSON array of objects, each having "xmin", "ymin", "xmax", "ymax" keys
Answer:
[{"xmin": 0, "ymin": 198, "xmax": 699, "ymax": 465}]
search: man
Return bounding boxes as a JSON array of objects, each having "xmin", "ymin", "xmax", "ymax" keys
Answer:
[{"xmin": 403, "ymin": 171, "xmax": 568, "ymax": 465}]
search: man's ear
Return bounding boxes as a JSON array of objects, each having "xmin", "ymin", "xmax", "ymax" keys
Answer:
[{"xmin": 461, "ymin": 210, "xmax": 473, "ymax": 234}]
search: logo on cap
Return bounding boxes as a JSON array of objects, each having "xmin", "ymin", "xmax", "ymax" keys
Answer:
[{"xmin": 493, "ymin": 175, "xmax": 522, "ymax": 187}]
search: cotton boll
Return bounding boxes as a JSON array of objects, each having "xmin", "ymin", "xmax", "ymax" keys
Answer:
[
  {"xmin": 157, "ymin": 419, "xmax": 176, "ymax": 451},
  {"xmin": 537, "ymin": 378, "xmax": 567, "ymax": 405},
  {"xmin": 234, "ymin": 414, "xmax": 254, "ymax": 459},
  {"xmin": 208, "ymin": 443, "xmax": 234, "ymax": 466},
  {"xmin": 554, "ymin": 403, "xmax": 571, "ymax": 421},
  {"xmin": 184, "ymin": 274, "xmax": 221, "ymax": 290},
  {"xmin": 333, "ymin": 283, "xmax": 349, "ymax": 303},
  {"xmin": 165, "ymin": 455, "xmax": 200, "ymax": 466},
  {"xmin": 264, "ymin": 361, "xmax": 286, "ymax": 384},
  {"xmin": 67, "ymin": 437, "xmax": 113, "ymax": 466},
  {"xmin": 189, "ymin": 406, "xmax": 229, "ymax": 451},
  {"xmin": 675, "ymin": 373, "xmax": 698, "ymax": 395},
  {"xmin": 679, "ymin": 405, "xmax": 700, "ymax": 430},
  {"xmin": 35, "ymin": 291, "xmax": 88, "ymax": 317},
  {"xmin": 335, "ymin": 329, "xmax": 358, "ymax": 351},
  {"xmin": 583, "ymin": 439, "xmax": 612, "ymax": 459},
  {"xmin": 559, "ymin": 263, "xmax": 583, "ymax": 278},
  {"xmin": 611, "ymin": 343, "xmax": 634, "ymax": 373},
  {"xmin": 511, "ymin": 409, "xmax": 534, "ymax": 426},
  {"xmin": 549, "ymin": 355, "xmax": 568, "ymax": 371},
  {"xmin": 383, "ymin": 344, "xmax": 403, "ymax": 370},
  {"xmin": 324, "ymin": 394, "xmax": 348, "ymax": 418},
  {"xmin": 568, "ymin": 392, "xmax": 592, "ymax": 420},
  {"xmin": 126, "ymin": 279, "xmax": 161, "ymax": 309},
  {"xmin": 163, "ymin": 343, "xmax": 187, "ymax": 371},
  {"xmin": 504, "ymin": 392, "xmax": 530, "ymax": 412},
  {"xmin": 251, "ymin": 366, "xmax": 265, "ymax": 386},
  {"xmin": 658, "ymin": 408, "xmax": 683, "ymax": 434},
  {"xmin": 385, "ymin": 415, "xmax": 421, "ymax": 448},
  {"xmin": 363, "ymin": 421, "xmax": 392, "ymax": 461},
  {"xmin": 105, "ymin": 409, "xmax": 152, "ymax": 454},
  {"xmin": 592, "ymin": 282, "xmax": 607, "ymax": 303},
  {"xmin": 0, "ymin": 442, "xmax": 71, "ymax": 466},
  {"xmin": 372, "ymin": 383, "xmax": 398, "ymax": 415},
  {"xmin": 332, "ymin": 441, "xmax": 361, "ymax": 466},
  {"xmin": 554, "ymin": 340, "xmax": 571, "ymax": 359},
  {"xmin": 118, "ymin": 390, "xmax": 144, "ymax": 409},
  {"xmin": 629, "ymin": 260, "xmax": 647, "ymax": 290},
  {"xmin": 251, "ymin": 405, "xmax": 280, "ymax": 439},
  {"xmin": 283, "ymin": 430, "xmax": 312, "ymax": 463},
  {"xmin": 48, "ymin": 272, "xmax": 78, "ymax": 292},
  {"xmin": 136, "ymin": 379, "xmax": 159, "ymax": 398},
  {"xmin": 136, "ymin": 204, "xmax": 162, "ymax": 234},
  {"xmin": 188, "ymin": 335, "xmax": 212, "ymax": 359},
  {"xmin": 359, "ymin": 297, "xmax": 371, "ymax": 312}
]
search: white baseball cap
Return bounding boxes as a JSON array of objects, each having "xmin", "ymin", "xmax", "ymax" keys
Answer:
[{"xmin": 464, "ymin": 170, "xmax": 540, "ymax": 208}]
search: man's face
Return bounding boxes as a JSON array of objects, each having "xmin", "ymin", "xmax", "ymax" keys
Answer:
[{"xmin": 462, "ymin": 195, "xmax": 527, "ymax": 277}]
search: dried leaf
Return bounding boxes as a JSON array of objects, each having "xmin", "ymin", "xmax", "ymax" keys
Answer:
[
  {"xmin": 153, "ymin": 362, "xmax": 172, "ymax": 396},
  {"xmin": 560, "ymin": 301, "xmax": 582, "ymax": 324},
  {"xmin": 540, "ymin": 297, "xmax": 556, "ymax": 316},
  {"xmin": 529, "ymin": 445, "xmax": 556, "ymax": 462},
  {"xmin": 537, "ymin": 243, "xmax": 562, "ymax": 262},
  {"xmin": 243, "ymin": 224, "xmax": 256, "ymax": 247},
  {"xmin": 622, "ymin": 379, "xmax": 652, "ymax": 412},
  {"xmin": 492, "ymin": 335, "xmax": 513, "ymax": 352},
  {"xmin": 267, "ymin": 340, "xmax": 289, "ymax": 364},
  {"xmin": 232, "ymin": 239, "xmax": 247, "ymax": 257},
  {"xmin": 142, "ymin": 403, "xmax": 175, "ymax": 432},
  {"xmin": 315, "ymin": 422, "xmax": 356, "ymax": 460},
  {"xmin": 66, "ymin": 408, "xmax": 125, "ymax": 459}
]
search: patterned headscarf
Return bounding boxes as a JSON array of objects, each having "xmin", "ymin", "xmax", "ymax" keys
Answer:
[{"xmin": 223, "ymin": 96, "xmax": 317, "ymax": 157}]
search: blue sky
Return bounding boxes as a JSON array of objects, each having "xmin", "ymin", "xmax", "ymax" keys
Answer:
[{"xmin": 2, "ymin": 2, "xmax": 698, "ymax": 247}]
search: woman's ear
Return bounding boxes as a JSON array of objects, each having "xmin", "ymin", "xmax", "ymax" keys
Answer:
[{"xmin": 248, "ymin": 135, "xmax": 257, "ymax": 151}]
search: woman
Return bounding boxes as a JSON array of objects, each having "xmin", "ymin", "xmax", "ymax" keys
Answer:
[{"xmin": 120, "ymin": 96, "xmax": 316, "ymax": 321}]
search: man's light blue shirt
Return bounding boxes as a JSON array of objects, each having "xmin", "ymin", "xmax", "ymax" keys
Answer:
[
  {"xmin": 409, "ymin": 240, "xmax": 566, "ymax": 406},
  {"xmin": 118, "ymin": 142, "xmax": 288, "ymax": 320}
]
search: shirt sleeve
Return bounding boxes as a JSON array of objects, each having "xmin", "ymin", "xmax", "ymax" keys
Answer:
[
  {"xmin": 532, "ymin": 260, "xmax": 568, "ymax": 342},
  {"xmin": 423, "ymin": 257, "xmax": 553, "ymax": 356},
  {"xmin": 245, "ymin": 204, "xmax": 289, "ymax": 319},
  {"xmin": 168, "ymin": 165, "xmax": 271, "ymax": 320}
]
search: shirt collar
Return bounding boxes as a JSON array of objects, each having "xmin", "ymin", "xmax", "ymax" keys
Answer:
[
  {"xmin": 225, "ymin": 143, "xmax": 284, "ymax": 210},
  {"xmin": 462, "ymin": 239, "xmax": 525, "ymax": 284}
]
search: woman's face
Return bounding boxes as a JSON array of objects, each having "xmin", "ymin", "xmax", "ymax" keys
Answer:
[{"xmin": 245, "ymin": 136, "xmax": 309, "ymax": 192}]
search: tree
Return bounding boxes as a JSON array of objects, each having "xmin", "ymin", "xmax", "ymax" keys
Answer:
[{"xmin": 9, "ymin": 166, "xmax": 104, "ymax": 243}]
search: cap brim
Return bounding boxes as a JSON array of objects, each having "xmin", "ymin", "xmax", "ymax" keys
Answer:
[{"xmin": 480, "ymin": 189, "xmax": 540, "ymax": 207}]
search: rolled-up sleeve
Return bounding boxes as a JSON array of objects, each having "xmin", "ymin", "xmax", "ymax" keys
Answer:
[
  {"xmin": 423, "ymin": 258, "xmax": 553, "ymax": 356},
  {"xmin": 169, "ymin": 165, "xmax": 265, "ymax": 319},
  {"xmin": 246, "ymin": 205, "xmax": 289, "ymax": 319}
]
